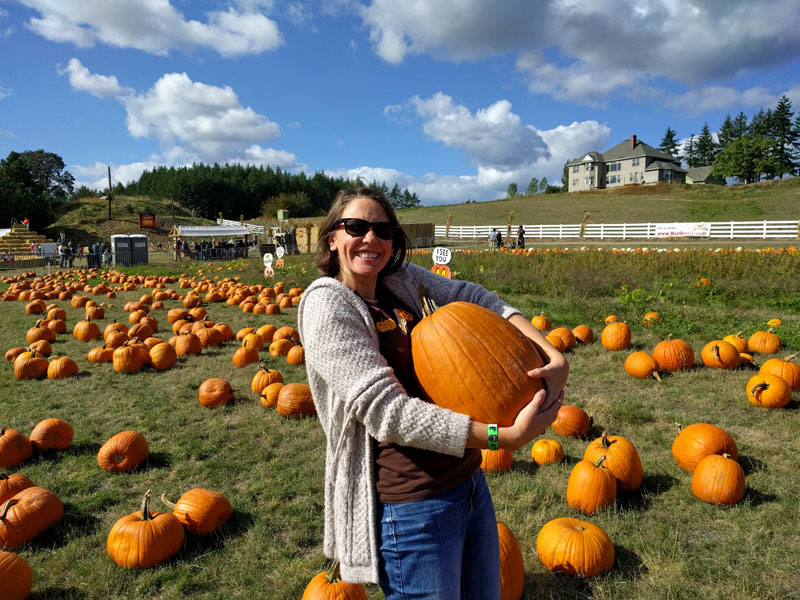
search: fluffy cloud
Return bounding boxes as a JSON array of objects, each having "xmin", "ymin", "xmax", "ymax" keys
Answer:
[
  {"xmin": 666, "ymin": 85, "xmax": 778, "ymax": 114},
  {"xmin": 20, "ymin": 0, "xmax": 283, "ymax": 57},
  {"xmin": 360, "ymin": 0, "xmax": 800, "ymax": 106},
  {"xmin": 59, "ymin": 58, "xmax": 132, "ymax": 99}
]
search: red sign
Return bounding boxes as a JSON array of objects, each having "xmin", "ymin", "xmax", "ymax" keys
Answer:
[{"xmin": 139, "ymin": 213, "xmax": 156, "ymax": 228}]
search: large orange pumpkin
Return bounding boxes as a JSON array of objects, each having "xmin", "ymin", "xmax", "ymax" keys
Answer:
[
  {"xmin": 746, "ymin": 373, "xmax": 791, "ymax": 408},
  {"xmin": 198, "ymin": 378, "xmax": 233, "ymax": 408},
  {"xmin": 672, "ymin": 423, "xmax": 737, "ymax": 472},
  {"xmin": 97, "ymin": 431, "xmax": 149, "ymax": 472},
  {"xmin": 29, "ymin": 418, "xmax": 73, "ymax": 451},
  {"xmin": 0, "ymin": 430, "xmax": 33, "ymax": 469},
  {"xmin": 758, "ymin": 353, "xmax": 800, "ymax": 391},
  {"xmin": 498, "ymin": 521, "xmax": 524, "ymax": 600},
  {"xmin": 480, "ymin": 448, "xmax": 513, "ymax": 473},
  {"xmin": 747, "ymin": 329, "xmax": 781, "ymax": 354},
  {"xmin": 691, "ymin": 453, "xmax": 745, "ymax": 506},
  {"xmin": 583, "ymin": 432, "xmax": 643, "ymax": 493},
  {"xmin": 0, "ymin": 473, "xmax": 34, "ymax": 504},
  {"xmin": 0, "ymin": 486, "xmax": 63, "ymax": 550},
  {"xmin": 551, "ymin": 405, "xmax": 590, "ymax": 438},
  {"xmin": 566, "ymin": 455, "xmax": 617, "ymax": 515},
  {"xmin": 161, "ymin": 488, "xmax": 232, "ymax": 535},
  {"xmin": 536, "ymin": 517, "xmax": 614, "ymax": 577},
  {"xmin": 701, "ymin": 340, "xmax": 741, "ymax": 369},
  {"xmin": 601, "ymin": 322, "xmax": 631, "ymax": 351},
  {"xmin": 276, "ymin": 383, "xmax": 316, "ymax": 418},
  {"xmin": 411, "ymin": 300, "xmax": 544, "ymax": 427},
  {"xmin": 0, "ymin": 549, "xmax": 33, "ymax": 599},
  {"xmin": 653, "ymin": 335, "xmax": 694, "ymax": 371}
]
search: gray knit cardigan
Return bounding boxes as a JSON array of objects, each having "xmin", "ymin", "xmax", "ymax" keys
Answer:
[{"xmin": 297, "ymin": 262, "xmax": 521, "ymax": 584}]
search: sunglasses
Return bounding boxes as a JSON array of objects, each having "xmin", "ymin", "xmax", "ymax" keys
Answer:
[{"xmin": 334, "ymin": 218, "xmax": 398, "ymax": 240}]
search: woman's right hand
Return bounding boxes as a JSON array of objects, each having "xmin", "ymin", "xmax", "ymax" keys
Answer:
[{"xmin": 500, "ymin": 388, "xmax": 563, "ymax": 450}]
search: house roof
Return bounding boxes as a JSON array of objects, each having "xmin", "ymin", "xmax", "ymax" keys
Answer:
[
  {"xmin": 567, "ymin": 138, "xmax": 681, "ymax": 167},
  {"xmin": 644, "ymin": 160, "xmax": 687, "ymax": 173},
  {"xmin": 687, "ymin": 166, "xmax": 716, "ymax": 181},
  {"xmin": 168, "ymin": 225, "xmax": 252, "ymax": 238}
]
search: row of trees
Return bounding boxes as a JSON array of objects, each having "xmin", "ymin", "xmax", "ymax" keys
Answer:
[
  {"xmin": 121, "ymin": 164, "xmax": 419, "ymax": 220},
  {"xmin": 658, "ymin": 95, "xmax": 799, "ymax": 183},
  {"xmin": 507, "ymin": 176, "xmax": 561, "ymax": 198}
]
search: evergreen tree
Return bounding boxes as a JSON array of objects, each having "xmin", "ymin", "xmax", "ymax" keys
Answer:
[
  {"xmin": 793, "ymin": 113, "xmax": 800, "ymax": 176},
  {"xmin": 749, "ymin": 108, "xmax": 773, "ymax": 137},
  {"xmin": 526, "ymin": 177, "xmax": 539, "ymax": 195},
  {"xmin": 507, "ymin": 183, "xmax": 518, "ymax": 198},
  {"xmin": 562, "ymin": 161, "xmax": 570, "ymax": 189},
  {"xmin": 732, "ymin": 111, "xmax": 749, "ymax": 138},
  {"xmin": 770, "ymin": 94, "xmax": 797, "ymax": 177},
  {"xmin": 539, "ymin": 177, "xmax": 548, "ymax": 193},
  {"xmin": 659, "ymin": 126, "xmax": 680, "ymax": 156},
  {"xmin": 717, "ymin": 114, "xmax": 737, "ymax": 151},
  {"xmin": 695, "ymin": 122, "xmax": 718, "ymax": 166},
  {"xmin": 682, "ymin": 134, "xmax": 699, "ymax": 167}
]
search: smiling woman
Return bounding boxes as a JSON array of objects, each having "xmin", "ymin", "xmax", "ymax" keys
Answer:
[{"xmin": 297, "ymin": 186, "xmax": 567, "ymax": 597}]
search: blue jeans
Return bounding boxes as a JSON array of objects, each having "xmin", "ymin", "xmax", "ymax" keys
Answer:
[{"xmin": 378, "ymin": 469, "xmax": 500, "ymax": 600}]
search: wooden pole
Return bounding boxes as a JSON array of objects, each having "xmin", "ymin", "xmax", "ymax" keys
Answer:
[{"xmin": 107, "ymin": 166, "xmax": 112, "ymax": 220}]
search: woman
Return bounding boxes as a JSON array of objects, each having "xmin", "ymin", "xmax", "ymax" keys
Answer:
[
  {"xmin": 298, "ymin": 187, "xmax": 567, "ymax": 599},
  {"xmin": 517, "ymin": 225, "xmax": 525, "ymax": 250}
]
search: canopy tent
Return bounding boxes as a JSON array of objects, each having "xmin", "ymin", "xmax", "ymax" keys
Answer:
[{"xmin": 168, "ymin": 225, "xmax": 252, "ymax": 240}]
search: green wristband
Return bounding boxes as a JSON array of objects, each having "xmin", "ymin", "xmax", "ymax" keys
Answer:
[{"xmin": 487, "ymin": 424, "xmax": 499, "ymax": 451}]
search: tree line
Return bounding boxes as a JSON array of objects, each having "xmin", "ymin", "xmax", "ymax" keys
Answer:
[{"xmin": 658, "ymin": 94, "xmax": 799, "ymax": 183}]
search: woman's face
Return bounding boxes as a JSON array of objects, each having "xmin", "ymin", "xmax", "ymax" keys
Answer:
[{"xmin": 329, "ymin": 196, "xmax": 394, "ymax": 296}]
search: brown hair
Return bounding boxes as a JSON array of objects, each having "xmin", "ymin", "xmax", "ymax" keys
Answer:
[{"xmin": 315, "ymin": 186, "xmax": 409, "ymax": 278}]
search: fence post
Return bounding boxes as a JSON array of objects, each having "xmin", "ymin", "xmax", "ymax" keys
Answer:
[
  {"xmin": 623, "ymin": 223, "xmax": 627, "ymax": 240},
  {"xmin": 763, "ymin": 220, "xmax": 767, "ymax": 239}
]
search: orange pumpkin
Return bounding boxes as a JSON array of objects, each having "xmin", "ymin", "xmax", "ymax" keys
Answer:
[
  {"xmin": 198, "ymin": 378, "xmax": 233, "ymax": 408},
  {"xmin": 0, "ymin": 430, "xmax": 33, "ymax": 469},
  {"xmin": 701, "ymin": 340, "xmax": 741, "ymax": 369},
  {"xmin": 0, "ymin": 550, "xmax": 33, "ymax": 599},
  {"xmin": 566, "ymin": 455, "xmax": 617, "ymax": 515},
  {"xmin": 301, "ymin": 560, "xmax": 367, "ymax": 600},
  {"xmin": 758, "ymin": 353, "xmax": 800, "ymax": 391},
  {"xmin": 691, "ymin": 453, "xmax": 745, "ymax": 506},
  {"xmin": 29, "ymin": 418, "xmax": 73, "ymax": 451},
  {"xmin": 536, "ymin": 517, "xmax": 614, "ymax": 577},
  {"xmin": 0, "ymin": 486, "xmax": 63, "ymax": 550},
  {"xmin": 531, "ymin": 439, "xmax": 564, "ymax": 465},
  {"xmin": 672, "ymin": 423, "xmax": 737, "ymax": 472},
  {"xmin": 160, "ymin": 488, "xmax": 232, "ymax": 535},
  {"xmin": 624, "ymin": 352, "xmax": 661, "ymax": 380},
  {"xmin": 0, "ymin": 473, "xmax": 34, "ymax": 504},
  {"xmin": 746, "ymin": 373, "xmax": 791, "ymax": 408},
  {"xmin": 652, "ymin": 335, "xmax": 694, "ymax": 371},
  {"xmin": 497, "ymin": 522, "xmax": 524, "ymax": 600},
  {"xmin": 571, "ymin": 324, "xmax": 594, "ymax": 344},
  {"xmin": 600, "ymin": 322, "xmax": 631, "ymax": 351},
  {"xmin": 250, "ymin": 365, "xmax": 284, "ymax": 395},
  {"xmin": 97, "ymin": 431, "xmax": 149, "ymax": 472},
  {"xmin": 276, "ymin": 383, "xmax": 316, "ymax": 418},
  {"xmin": 747, "ymin": 329, "xmax": 781, "ymax": 354},
  {"xmin": 551, "ymin": 405, "xmax": 590, "ymax": 438},
  {"xmin": 480, "ymin": 449, "xmax": 513, "ymax": 473},
  {"xmin": 583, "ymin": 432, "xmax": 643, "ymax": 493},
  {"xmin": 531, "ymin": 312, "xmax": 551, "ymax": 332}
]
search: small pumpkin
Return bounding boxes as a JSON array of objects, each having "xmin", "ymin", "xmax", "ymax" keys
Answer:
[
  {"xmin": 260, "ymin": 382, "xmax": 284, "ymax": 407},
  {"xmin": 171, "ymin": 332, "xmax": 203, "ymax": 357},
  {"xmin": 269, "ymin": 338, "xmax": 295, "ymax": 357},
  {"xmin": 701, "ymin": 340, "xmax": 741, "ymax": 369},
  {"xmin": 161, "ymin": 488, "xmax": 232, "ymax": 535},
  {"xmin": 276, "ymin": 383, "xmax": 316, "ymax": 418},
  {"xmin": 29, "ymin": 418, "xmax": 73, "ymax": 451},
  {"xmin": 642, "ymin": 311, "xmax": 660, "ymax": 327},
  {"xmin": 286, "ymin": 343, "xmax": 305, "ymax": 366},
  {"xmin": 531, "ymin": 312, "xmax": 551, "ymax": 332},
  {"xmin": 672, "ymin": 423, "xmax": 737, "ymax": 472},
  {"xmin": 250, "ymin": 364, "xmax": 284, "ymax": 395},
  {"xmin": 544, "ymin": 333, "xmax": 566, "ymax": 353},
  {"xmin": 47, "ymin": 356, "xmax": 79, "ymax": 379},
  {"xmin": 758, "ymin": 353, "xmax": 800, "ymax": 391},
  {"xmin": 691, "ymin": 453, "xmax": 745, "ymax": 506},
  {"xmin": 88, "ymin": 344, "xmax": 115, "ymax": 363},
  {"xmin": 551, "ymin": 405, "xmax": 590, "ymax": 438},
  {"xmin": 652, "ymin": 334, "xmax": 694, "ymax": 371},
  {"xmin": 480, "ymin": 448, "xmax": 513, "ymax": 473},
  {"xmin": 550, "ymin": 327, "xmax": 577, "ymax": 350},
  {"xmin": 722, "ymin": 331, "xmax": 748, "ymax": 353},
  {"xmin": 13, "ymin": 350, "xmax": 49, "ymax": 380},
  {"xmin": 113, "ymin": 343, "xmax": 147, "ymax": 373},
  {"xmin": 601, "ymin": 322, "xmax": 631, "ymax": 351},
  {"xmin": 531, "ymin": 439, "xmax": 564, "ymax": 465},
  {"xmin": 301, "ymin": 560, "xmax": 368, "ymax": 600},
  {"xmin": 107, "ymin": 491, "xmax": 185, "ymax": 568},
  {"xmin": 149, "ymin": 342, "xmax": 177, "ymax": 371},
  {"xmin": 0, "ymin": 430, "xmax": 33, "ymax": 469},
  {"xmin": 746, "ymin": 373, "xmax": 791, "ymax": 408},
  {"xmin": 198, "ymin": 378, "xmax": 233, "ymax": 408},
  {"xmin": 73, "ymin": 318, "xmax": 101, "ymax": 341},
  {"xmin": 232, "ymin": 339, "xmax": 260, "ymax": 368},
  {"xmin": 97, "ymin": 431, "xmax": 149, "ymax": 473},
  {"xmin": 536, "ymin": 517, "xmax": 614, "ymax": 577},
  {"xmin": 624, "ymin": 352, "xmax": 661, "ymax": 380},
  {"xmin": 566, "ymin": 455, "xmax": 617, "ymax": 515},
  {"xmin": 0, "ymin": 549, "xmax": 33, "ymax": 599},
  {"xmin": 747, "ymin": 329, "xmax": 781, "ymax": 354},
  {"xmin": 571, "ymin": 324, "xmax": 593, "ymax": 344}
]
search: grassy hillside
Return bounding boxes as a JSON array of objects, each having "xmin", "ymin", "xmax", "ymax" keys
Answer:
[{"xmin": 396, "ymin": 178, "xmax": 800, "ymax": 226}]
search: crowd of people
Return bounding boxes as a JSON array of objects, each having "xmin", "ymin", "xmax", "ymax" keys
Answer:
[
  {"xmin": 173, "ymin": 238, "xmax": 249, "ymax": 261},
  {"xmin": 488, "ymin": 226, "xmax": 526, "ymax": 250}
]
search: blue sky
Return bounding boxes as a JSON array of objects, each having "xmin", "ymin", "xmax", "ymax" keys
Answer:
[{"xmin": 1, "ymin": 0, "xmax": 798, "ymax": 205}]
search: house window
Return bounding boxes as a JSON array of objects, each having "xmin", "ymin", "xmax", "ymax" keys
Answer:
[
  {"xmin": 608, "ymin": 175, "xmax": 618, "ymax": 184},
  {"xmin": 572, "ymin": 165, "xmax": 579, "ymax": 173},
  {"xmin": 572, "ymin": 179, "xmax": 578, "ymax": 186},
  {"xmin": 664, "ymin": 170, "xmax": 673, "ymax": 183},
  {"xmin": 584, "ymin": 177, "xmax": 589, "ymax": 185},
  {"xmin": 632, "ymin": 158, "xmax": 640, "ymax": 166},
  {"xmin": 589, "ymin": 177, "xmax": 595, "ymax": 185},
  {"xmin": 585, "ymin": 163, "xmax": 595, "ymax": 171}
]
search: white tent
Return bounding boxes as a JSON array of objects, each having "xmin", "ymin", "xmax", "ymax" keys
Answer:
[{"xmin": 169, "ymin": 225, "xmax": 252, "ymax": 239}]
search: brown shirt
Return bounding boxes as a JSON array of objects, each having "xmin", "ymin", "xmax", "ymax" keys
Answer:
[{"xmin": 362, "ymin": 284, "xmax": 480, "ymax": 504}]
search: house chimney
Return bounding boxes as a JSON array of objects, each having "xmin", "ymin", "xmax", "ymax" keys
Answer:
[{"xmin": 631, "ymin": 134, "xmax": 637, "ymax": 149}]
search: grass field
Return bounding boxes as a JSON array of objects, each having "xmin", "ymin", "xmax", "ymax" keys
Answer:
[{"xmin": 1, "ymin": 247, "xmax": 799, "ymax": 599}]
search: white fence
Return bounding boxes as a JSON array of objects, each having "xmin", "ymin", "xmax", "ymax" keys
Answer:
[{"xmin": 436, "ymin": 220, "xmax": 800, "ymax": 241}]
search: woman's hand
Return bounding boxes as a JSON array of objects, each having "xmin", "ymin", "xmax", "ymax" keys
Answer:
[{"xmin": 500, "ymin": 387, "xmax": 563, "ymax": 450}]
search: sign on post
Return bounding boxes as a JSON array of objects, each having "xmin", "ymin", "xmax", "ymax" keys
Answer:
[{"xmin": 431, "ymin": 246, "xmax": 452, "ymax": 278}]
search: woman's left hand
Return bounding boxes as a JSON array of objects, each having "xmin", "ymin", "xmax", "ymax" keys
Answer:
[{"xmin": 527, "ymin": 357, "xmax": 569, "ymax": 413}]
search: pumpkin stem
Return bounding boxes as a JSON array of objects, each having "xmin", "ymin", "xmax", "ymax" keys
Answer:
[
  {"xmin": 600, "ymin": 432, "xmax": 611, "ymax": 449},
  {"xmin": 713, "ymin": 344, "xmax": 721, "ymax": 363},
  {"xmin": 325, "ymin": 560, "xmax": 342, "ymax": 584},
  {"xmin": 652, "ymin": 370, "xmax": 661, "ymax": 382},
  {"xmin": 750, "ymin": 382, "xmax": 769, "ymax": 397},
  {"xmin": 0, "ymin": 498, "xmax": 19, "ymax": 519},
  {"xmin": 160, "ymin": 493, "xmax": 177, "ymax": 511},
  {"xmin": 139, "ymin": 490, "xmax": 155, "ymax": 521},
  {"xmin": 592, "ymin": 454, "xmax": 608, "ymax": 469},
  {"xmin": 417, "ymin": 284, "xmax": 439, "ymax": 318},
  {"xmin": 784, "ymin": 352, "xmax": 798, "ymax": 363}
]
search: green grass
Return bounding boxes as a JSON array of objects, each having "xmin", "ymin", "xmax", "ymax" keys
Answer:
[{"xmin": 1, "ymin": 250, "xmax": 799, "ymax": 599}]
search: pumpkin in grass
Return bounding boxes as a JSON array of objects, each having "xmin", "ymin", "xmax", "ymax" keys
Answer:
[
  {"xmin": 566, "ymin": 455, "xmax": 617, "ymax": 515},
  {"xmin": 498, "ymin": 521, "xmax": 524, "ymax": 600},
  {"xmin": 235, "ymin": 326, "xmax": 255, "ymax": 341},
  {"xmin": 198, "ymin": 378, "xmax": 233, "ymax": 408},
  {"xmin": 583, "ymin": 432, "xmax": 643, "ymax": 493},
  {"xmin": 14, "ymin": 351, "xmax": 49, "ymax": 380},
  {"xmin": 691, "ymin": 453, "xmax": 745, "ymax": 506},
  {"xmin": 286, "ymin": 343, "xmax": 305, "ymax": 365},
  {"xmin": 26, "ymin": 321, "xmax": 56, "ymax": 344},
  {"xmin": 107, "ymin": 491, "xmax": 184, "ymax": 569},
  {"xmin": 233, "ymin": 339, "xmax": 260, "ymax": 368},
  {"xmin": 160, "ymin": 488, "xmax": 232, "ymax": 535},
  {"xmin": 624, "ymin": 352, "xmax": 661, "ymax": 381},
  {"xmin": 672, "ymin": 423, "xmax": 737, "ymax": 472},
  {"xmin": 550, "ymin": 327, "xmax": 577, "ymax": 350},
  {"xmin": 97, "ymin": 431, "xmax": 149, "ymax": 473},
  {"xmin": 0, "ymin": 549, "xmax": 33, "ymax": 600},
  {"xmin": 128, "ymin": 322, "xmax": 154, "ymax": 343},
  {"xmin": 480, "ymin": 448, "xmax": 513, "ymax": 473},
  {"xmin": 260, "ymin": 382, "xmax": 284, "ymax": 407},
  {"xmin": 88, "ymin": 344, "xmax": 114, "ymax": 363},
  {"xmin": 701, "ymin": 340, "xmax": 741, "ymax": 370},
  {"xmin": 544, "ymin": 333, "xmax": 566, "ymax": 353},
  {"xmin": 301, "ymin": 560, "xmax": 368, "ymax": 600},
  {"xmin": 748, "ymin": 329, "xmax": 781, "ymax": 354},
  {"xmin": 274, "ymin": 326, "xmax": 300, "ymax": 343},
  {"xmin": 104, "ymin": 321, "xmax": 129, "ymax": 340},
  {"xmin": 171, "ymin": 332, "xmax": 202, "ymax": 357},
  {"xmin": 29, "ymin": 418, "xmax": 73, "ymax": 451},
  {"xmin": 269, "ymin": 338, "xmax": 295, "ymax": 357},
  {"xmin": 531, "ymin": 312, "xmax": 551, "ymax": 332},
  {"xmin": 28, "ymin": 339, "xmax": 52, "ymax": 357},
  {"xmin": 0, "ymin": 429, "xmax": 33, "ymax": 468},
  {"xmin": 47, "ymin": 356, "xmax": 79, "ymax": 379},
  {"xmin": 46, "ymin": 318, "xmax": 67, "ymax": 334},
  {"xmin": 276, "ymin": 383, "xmax": 315, "ymax": 418},
  {"xmin": 601, "ymin": 322, "xmax": 631, "ymax": 351},
  {"xmin": 113, "ymin": 343, "xmax": 146, "ymax": 373},
  {"xmin": 652, "ymin": 334, "xmax": 694, "ymax": 371},
  {"xmin": 149, "ymin": 342, "xmax": 177, "ymax": 371},
  {"xmin": 5, "ymin": 347, "xmax": 27, "ymax": 362},
  {"xmin": 0, "ymin": 473, "xmax": 34, "ymax": 504},
  {"xmin": 250, "ymin": 364, "xmax": 284, "ymax": 395},
  {"xmin": 642, "ymin": 311, "xmax": 660, "ymax": 327},
  {"xmin": 766, "ymin": 317, "xmax": 782, "ymax": 328},
  {"xmin": 746, "ymin": 373, "xmax": 791, "ymax": 408},
  {"xmin": 411, "ymin": 297, "xmax": 545, "ymax": 427},
  {"xmin": 536, "ymin": 517, "xmax": 614, "ymax": 577},
  {"xmin": 0, "ymin": 486, "xmax": 63, "ymax": 550},
  {"xmin": 759, "ymin": 353, "xmax": 800, "ymax": 390},
  {"xmin": 604, "ymin": 314, "xmax": 618, "ymax": 324},
  {"xmin": 572, "ymin": 325, "xmax": 594, "ymax": 344},
  {"xmin": 531, "ymin": 439, "xmax": 564, "ymax": 465},
  {"xmin": 255, "ymin": 324, "xmax": 277, "ymax": 342},
  {"xmin": 722, "ymin": 331, "xmax": 748, "ymax": 353},
  {"xmin": 195, "ymin": 324, "xmax": 223, "ymax": 348},
  {"xmin": 73, "ymin": 318, "xmax": 101, "ymax": 341},
  {"xmin": 551, "ymin": 405, "xmax": 590, "ymax": 438}
]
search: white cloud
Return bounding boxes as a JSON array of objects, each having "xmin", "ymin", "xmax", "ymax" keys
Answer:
[
  {"xmin": 0, "ymin": 86, "xmax": 12, "ymax": 100},
  {"xmin": 359, "ymin": 0, "xmax": 800, "ymax": 107},
  {"xmin": 784, "ymin": 85, "xmax": 800, "ymax": 108},
  {"xmin": 667, "ymin": 85, "xmax": 777, "ymax": 113},
  {"xmin": 59, "ymin": 58, "xmax": 133, "ymax": 99},
  {"xmin": 20, "ymin": 0, "xmax": 283, "ymax": 57}
]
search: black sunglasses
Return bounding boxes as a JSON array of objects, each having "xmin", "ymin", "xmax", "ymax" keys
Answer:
[{"xmin": 334, "ymin": 218, "xmax": 398, "ymax": 240}]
